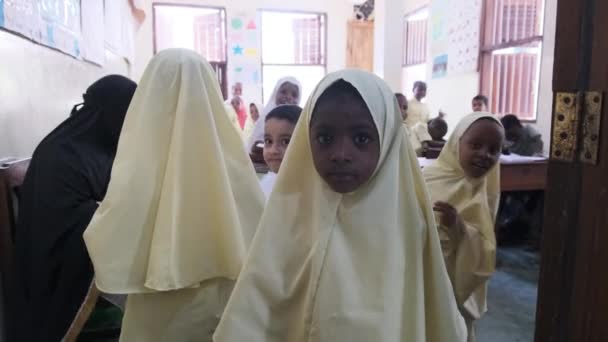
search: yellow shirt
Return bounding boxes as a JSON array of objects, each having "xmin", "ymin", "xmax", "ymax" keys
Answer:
[
  {"xmin": 406, "ymin": 98, "xmax": 431, "ymax": 127},
  {"xmin": 83, "ymin": 49, "xmax": 264, "ymax": 341},
  {"xmin": 409, "ymin": 122, "xmax": 433, "ymax": 156},
  {"xmin": 214, "ymin": 69, "xmax": 466, "ymax": 342}
]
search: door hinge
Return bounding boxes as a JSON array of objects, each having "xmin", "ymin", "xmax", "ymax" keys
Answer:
[
  {"xmin": 580, "ymin": 91, "xmax": 602, "ymax": 164},
  {"xmin": 551, "ymin": 92, "xmax": 579, "ymax": 162},
  {"xmin": 551, "ymin": 91, "xmax": 603, "ymax": 164}
]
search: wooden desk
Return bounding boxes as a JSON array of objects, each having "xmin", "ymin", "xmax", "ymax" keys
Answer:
[
  {"xmin": 418, "ymin": 157, "xmax": 549, "ymax": 192},
  {"xmin": 500, "ymin": 161, "xmax": 548, "ymax": 192}
]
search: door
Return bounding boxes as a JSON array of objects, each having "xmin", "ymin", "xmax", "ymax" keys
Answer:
[
  {"xmin": 346, "ymin": 20, "xmax": 374, "ymax": 72},
  {"xmin": 535, "ymin": 0, "xmax": 608, "ymax": 341}
]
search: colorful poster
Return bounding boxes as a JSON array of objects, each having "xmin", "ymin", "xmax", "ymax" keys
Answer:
[
  {"xmin": 429, "ymin": 0, "xmax": 448, "ymax": 79},
  {"xmin": 432, "ymin": 54, "xmax": 448, "ymax": 78},
  {"xmin": 429, "ymin": 0, "xmax": 481, "ymax": 78},
  {"xmin": 227, "ymin": 10, "xmax": 262, "ymax": 102},
  {"xmin": 1, "ymin": 0, "xmax": 82, "ymax": 58}
]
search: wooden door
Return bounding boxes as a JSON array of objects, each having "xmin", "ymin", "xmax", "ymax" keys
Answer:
[
  {"xmin": 535, "ymin": 0, "xmax": 608, "ymax": 341},
  {"xmin": 346, "ymin": 20, "xmax": 374, "ymax": 71}
]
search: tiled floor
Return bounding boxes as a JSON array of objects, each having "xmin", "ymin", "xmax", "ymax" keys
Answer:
[
  {"xmin": 477, "ymin": 247, "xmax": 540, "ymax": 342},
  {"xmin": 51, "ymin": 247, "xmax": 541, "ymax": 342}
]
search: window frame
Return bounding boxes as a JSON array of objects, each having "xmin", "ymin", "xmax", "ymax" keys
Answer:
[
  {"xmin": 402, "ymin": 6, "xmax": 429, "ymax": 68},
  {"xmin": 151, "ymin": 2, "xmax": 228, "ymax": 98},
  {"xmin": 479, "ymin": 0, "xmax": 546, "ymax": 122},
  {"xmin": 259, "ymin": 9, "xmax": 328, "ymax": 101}
]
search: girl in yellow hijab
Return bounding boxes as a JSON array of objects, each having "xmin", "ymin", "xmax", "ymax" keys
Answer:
[
  {"xmin": 214, "ymin": 69, "xmax": 466, "ymax": 342},
  {"xmin": 422, "ymin": 113, "xmax": 505, "ymax": 342},
  {"xmin": 83, "ymin": 49, "xmax": 265, "ymax": 341}
]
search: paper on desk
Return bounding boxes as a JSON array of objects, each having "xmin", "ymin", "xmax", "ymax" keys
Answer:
[
  {"xmin": 500, "ymin": 154, "xmax": 548, "ymax": 164},
  {"xmin": 417, "ymin": 157, "xmax": 435, "ymax": 168}
]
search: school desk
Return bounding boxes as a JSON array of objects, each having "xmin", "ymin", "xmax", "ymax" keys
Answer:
[{"xmin": 417, "ymin": 155, "xmax": 549, "ymax": 192}]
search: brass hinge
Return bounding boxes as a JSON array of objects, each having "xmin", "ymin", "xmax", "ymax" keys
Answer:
[
  {"xmin": 580, "ymin": 91, "xmax": 602, "ymax": 164},
  {"xmin": 551, "ymin": 91, "xmax": 603, "ymax": 164}
]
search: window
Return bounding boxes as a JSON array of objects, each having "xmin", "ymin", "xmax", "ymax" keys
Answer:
[
  {"xmin": 261, "ymin": 10, "xmax": 326, "ymax": 104},
  {"xmin": 480, "ymin": 0, "xmax": 545, "ymax": 120},
  {"xmin": 153, "ymin": 4, "xmax": 228, "ymax": 98},
  {"xmin": 402, "ymin": 8, "xmax": 429, "ymax": 97}
]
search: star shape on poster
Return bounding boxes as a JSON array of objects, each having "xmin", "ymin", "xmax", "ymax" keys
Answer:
[{"xmin": 232, "ymin": 45, "xmax": 244, "ymax": 55}]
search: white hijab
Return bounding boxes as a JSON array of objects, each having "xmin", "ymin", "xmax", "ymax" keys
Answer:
[
  {"xmin": 83, "ymin": 49, "xmax": 265, "ymax": 294},
  {"xmin": 214, "ymin": 69, "xmax": 466, "ymax": 342},
  {"xmin": 247, "ymin": 76, "xmax": 302, "ymax": 150}
]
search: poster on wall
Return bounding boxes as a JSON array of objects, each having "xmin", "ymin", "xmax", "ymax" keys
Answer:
[
  {"xmin": 81, "ymin": 0, "xmax": 105, "ymax": 65},
  {"xmin": 1, "ymin": 0, "xmax": 82, "ymax": 58},
  {"xmin": 446, "ymin": 0, "xmax": 481, "ymax": 74},
  {"xmin": 227, "ymin": 9, "xmax": 261, "ymax": 102},
  {"xmin": 429, "ymin": 0, "xmax": 481, "ymax": 78},
  {"xmin": 432, "ymin": 54, "xmax": 448, "ymax": 78},
  {"xmin": 429, "ymin": 0, "xmax": 448, "ymax": 79}
]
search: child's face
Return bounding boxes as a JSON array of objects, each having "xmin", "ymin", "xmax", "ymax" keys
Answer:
[
  {"xmin": 459, "ymin": 119, "xmax": 504, "ymax": 178},
  {"xmin": 231, "ymin": 97, "xmax": 242, "ymax": 112},
  {"xmin": 428, "ymin": 120, "xmax": 447, "ymax": 141},
  {"xmin": 472, "ymin": 99, "xmax": 487, "ymax": 112},
  {"xmin": 264, "ymin": 118, "xmax": 296, "ymax": 173},
  {"xmin": 250, "ymin": 104, "xmax": 260, "ymax": 121},
  {"xmin": 309, "ymin": 93, "xmax": 380, "ymax": 193},
  {"xmin": 413, "ymin": 85, "xmax": 427, "ymax": 100},
  {"xmin": 276, "ymin": 82, "xmax": 299, "ymax": 106}
]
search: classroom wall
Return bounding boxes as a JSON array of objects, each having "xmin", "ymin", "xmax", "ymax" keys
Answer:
[
  {"xmin": 0, "ymin": 31, "xmax": 131, "ymax": 158},
  {"xmin": 131, "ymin": 0, "xmax": 352, "ymax": 103},
  {"xmin": 408, "ymin": 0, "xmax": 557, "ymax": 152}
]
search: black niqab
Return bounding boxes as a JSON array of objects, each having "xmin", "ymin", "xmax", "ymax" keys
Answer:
[{"xmin": 9, "ymin": 75, "xmax": 136, "ymax": 341}]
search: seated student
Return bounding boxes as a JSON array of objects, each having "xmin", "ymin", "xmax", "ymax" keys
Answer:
[
  {"xmin": 395, "ymin": 92, "xmax": 408, "ymax": 122},
  {"xmin": 428, "ymin": 117, "xmax": 448, "ymax": 143},
  {"xmin": 471, "ymin": 95, "xmax": 489, "ymax": 112},
  {"xmin": 260, "ymin": 104, "xmax": 302, "ymax": 199},
  {"xmin": 410, "ymin": 122, "xmax": 433, "ymax": 156},
  {"xmin": 83, "ymin": 49, "xmax": 265, "ymax": 341},
  {"xmin": 214, "ymin": 70, "xmax": 467, "ymax": 342},
  {"xmin": 11, "ymin": 75, "xmax": 136, "ymax": 342},
  {"xmin": 243, "ymin": 102, "xmax": 262, "ymax": 144},
  {"xmin": 423, "ymin": 113, "xmax": 505, "ymax": 342},
  {"xmin": 423, "ymin": 117, "xmax": 449, "ymax": 158},
  {"xmin": 405, "ymin": 81, "xmax": 431, "ymax": 128},
  {"xmin": 500, "ymin": 114, "xmax": 544, "ymax": 156},
  {"xmin": 248, "ymin": 77, "xmax": 302, "ymax": 157},
  {"xmin": 231, "ymin": 95, "xmax": 248, "ymax": 130}
]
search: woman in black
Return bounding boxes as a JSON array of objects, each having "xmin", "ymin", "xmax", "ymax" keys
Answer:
[{"xmin": 10, "ymin": 75, "xmax": 136, "ymax": 341}]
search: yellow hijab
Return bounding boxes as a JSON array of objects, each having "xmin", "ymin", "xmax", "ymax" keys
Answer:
[
  {"xmin": 214, "ymin": 69, "xmax": 466, "ymax": 342},
  {"xmin": 83, "ymin": 49, "xmax": 264, "ymax": 293},
  {"xmin": 422, "ymin": 112, "xmax": 502, "ymax": 315}
]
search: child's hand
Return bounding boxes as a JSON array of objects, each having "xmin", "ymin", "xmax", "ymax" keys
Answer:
[{"xmin": 433, "ymin": 201, "xmax": 460, "ymax": 228}]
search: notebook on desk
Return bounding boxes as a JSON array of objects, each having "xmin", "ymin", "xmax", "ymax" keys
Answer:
[{"xmin": 500, "ymin": 154, "xmax": 548, "ymax": 165}]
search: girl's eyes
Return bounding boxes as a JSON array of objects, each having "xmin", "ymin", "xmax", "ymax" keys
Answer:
[
  {"xmin": 281, "ymin": 138, "xmax": 291, "ymax": 146},
  {"xmin": 264, "ymin": 138, "xmax": 272, "ymax": 145},
  {"xmin": 317, "ymin": 134, "xmax": 332, "ymax": 145},
  {"xmin": 353, "ymin": 134, "xmax": 372, "ymax": 145}
]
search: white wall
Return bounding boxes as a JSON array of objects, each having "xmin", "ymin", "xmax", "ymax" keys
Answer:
[
  {"xmin": 0, "ymin": 31, "xmax": 130, "ymax": 157},
  {"xmin": 531, "ymin": 0, "xmax": 557, "ymax": 154},
  {"xmin": 131, "ymin": 0, "xmax": 352, "ymax": 99},
  {"xmin": 404, "ymin": 0, "xmax": 429, "ymax": 15}
]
